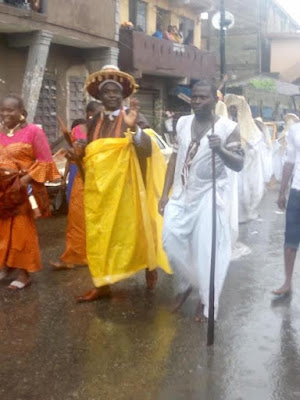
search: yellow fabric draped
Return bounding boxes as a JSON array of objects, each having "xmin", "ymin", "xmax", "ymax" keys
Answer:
[{"xmin": 84, "ymin": 129, "xmax": 172, "ymax": 288}]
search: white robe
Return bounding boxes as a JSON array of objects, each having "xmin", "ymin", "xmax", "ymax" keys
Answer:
[
  {"xmin": 163, "ymin": 116, "xmax": 237, "ymax": 319},
  {"xmin": 238, "ymin": 142, "xmax": 265, "ymax": 223}
]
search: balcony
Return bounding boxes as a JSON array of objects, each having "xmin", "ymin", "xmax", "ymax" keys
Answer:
[
  {"xmin": 0, "ymin": 0, "xmax": 44, "ymax": 13},
  {"xmin": 119, "ymin": 29, "xmax": 215, "ymax": 81},
  {"xmin": 0, "ymin": 0, "xmax": 46, "ymax": 33},
  {"xmin": 168, "ymin": 0, "xmax": 213, "ymax": 12}
]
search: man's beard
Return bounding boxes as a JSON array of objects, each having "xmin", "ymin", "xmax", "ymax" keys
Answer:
[{"xmin": 194, "ymin": 106, "xmax": 212, "ymax": 119}]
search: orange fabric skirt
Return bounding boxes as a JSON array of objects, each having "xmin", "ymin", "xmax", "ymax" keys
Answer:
[
  {"xmin": 0, "ymin": 211, "xmax": 41, "ymax": 272},
  {"xmin": 61, "ymin": 173, "xmax": 87, "ymax": 265}
]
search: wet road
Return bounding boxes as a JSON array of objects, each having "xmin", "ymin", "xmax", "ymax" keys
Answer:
[{"xmin": 1, "ymin": 189, "xmax": 300, "ymax": 400}]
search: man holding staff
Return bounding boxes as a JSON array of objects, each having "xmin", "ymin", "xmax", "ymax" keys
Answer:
[{"xmin": 159, "ymin": 80, "xmax": 244, "ymax": 321}]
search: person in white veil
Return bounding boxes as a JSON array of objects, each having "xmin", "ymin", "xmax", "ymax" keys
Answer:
[
  {"xmin": 216, "ymin": 95, "xmax": 251, "ymax": 259},
  {"xmin": 273, "ymin": 113, "xmax": 299, "ymax": 182},
  {"xmin": 215, "ymin": 90, "xmax": 228, "ymax": 118},
  {"xmin": 215, "ymin": 92, "xmax": 239, "ymax": 249},
  {"xmin": 254, "ymin": 117, "xmax": 273, "ymax": 183},
  {"xmin": 224, "ymin": 94, "xmax": 265, "ymax": 223}
]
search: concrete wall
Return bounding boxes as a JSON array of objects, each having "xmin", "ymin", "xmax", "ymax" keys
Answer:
[
  {"xmin": 45, "ymin": 45, "xmax": 85, "ymax": 126},
  {"xmin": 0, "ymin": 34, "xmax": 92, "ymax": 130},
  {"xmin": 270, "ymin": 39, "xmax": 300, "ymax": 77},
  {"xmin": 0, "ymin": 36, "xmax": 27, "ymax": 97},
  {"xmin": 119, "ymin": 0, "xmax": 201, "ymax": 48},
  {"xmin": 46, "ymin": 0, "xmax": 116, "ymax": 41}
]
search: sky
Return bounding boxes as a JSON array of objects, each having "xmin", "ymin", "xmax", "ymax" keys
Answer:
[{"xmin": 276, "ymin": 0, "xmax": 300, "ymax": 25}]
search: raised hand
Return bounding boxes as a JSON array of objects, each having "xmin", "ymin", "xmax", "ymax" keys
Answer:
[{"xmin": 123, "ymin": 98, "xmax": 140, "ymax": 129}]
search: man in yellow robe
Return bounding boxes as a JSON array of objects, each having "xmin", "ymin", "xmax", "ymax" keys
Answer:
[{"xmin": 75, "ymin": 65, "xmax": 171, "ymax": 302}]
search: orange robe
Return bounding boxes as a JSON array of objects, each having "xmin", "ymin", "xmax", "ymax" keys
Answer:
[
  {"xmin": 60, "ymin": 173, "xmax": 87, "ymax": 265},
  {"xmin": 0, "ymin": 124, "xmax": 60, "ymax": 272},
  {"xmin": 60, "ymin": 124, "xmax": 87, "ymax": 265}
]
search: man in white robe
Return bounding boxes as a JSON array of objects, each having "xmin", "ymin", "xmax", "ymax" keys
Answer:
[{"xmin": 159, "ymin": 81, "xmax": 244, "ymax": 321}]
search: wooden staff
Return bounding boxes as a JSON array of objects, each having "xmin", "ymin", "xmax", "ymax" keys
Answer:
[
  {"xmin": 207, "ymin": 112, "xmax": 217, "ymax": 346},
  {"xmin": 57, "ymin": 116, "xmax": 85, "ymax": 182}
]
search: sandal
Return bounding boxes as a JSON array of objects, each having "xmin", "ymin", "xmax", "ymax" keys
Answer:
[
  {"xmin": 8, "ymin": 279, "xmax": 31, "ymax": 291},
  {"xmin": 50, "ymin": 261, "xmax": 75, "ymax": 270}
]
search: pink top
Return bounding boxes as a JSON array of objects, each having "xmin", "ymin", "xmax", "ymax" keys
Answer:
[
  {"xmin": 0, "ymin": 124, "xmax": 53, "ymax": 162},
  {"xmin": 0, "ymin": 124, "xmax": 60, "ymax": 182},
  {"xmin": 72, "ymin": 124, "xmax": 87, "ymax": 142}
]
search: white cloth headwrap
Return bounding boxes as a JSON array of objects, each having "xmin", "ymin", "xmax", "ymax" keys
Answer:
[{"xmin": 98, "ymin": 79, "xmax": 123, "ymax": 93}]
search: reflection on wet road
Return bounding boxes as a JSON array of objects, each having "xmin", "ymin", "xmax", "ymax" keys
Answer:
[{"xmin": 1, "ymin": 190, "xmax": 300, "ymax": 400}]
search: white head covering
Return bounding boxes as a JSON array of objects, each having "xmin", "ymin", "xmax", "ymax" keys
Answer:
[
  {"xmin": 215, "ymin": 100, "xmax": 228, "ymax": 118},
  {"xmin": 284, "ymin": 113, "xmax": 299, "ymax": 129},
  {"xmin": 224, "ymin": 94, "xmax": 262, "ymax": 145}
]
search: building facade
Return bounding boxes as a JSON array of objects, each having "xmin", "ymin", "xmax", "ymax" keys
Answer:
[
  {"xmin": 204, "ymin": 0, "xmax": 299, "ymax": 83},
  {"xmin": 0, "ymin": 0, "xmax": 216, "ymax": 140},
  {"xmin": 119, "ymin": 0, "xmax": 215, "ymax": 131},
  {"xmin": 0, "ymin": 0, "xmax": 119, "ymax": 143},
  {"xmin": 268, "ymin": 33, "xmax": 300, "ymax": 84}
]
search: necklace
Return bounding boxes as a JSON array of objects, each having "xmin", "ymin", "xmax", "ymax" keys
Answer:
[{"xmin": 6, "ymin": 122, "xmax": 21, "ymax": 137}]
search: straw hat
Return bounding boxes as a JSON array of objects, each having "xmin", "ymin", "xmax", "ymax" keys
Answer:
[{"xmin": 84, "ymin": 65, "xmax": 138, "ymax": 100}]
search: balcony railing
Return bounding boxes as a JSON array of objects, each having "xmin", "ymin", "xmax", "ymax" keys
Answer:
[
  {"xmin": 169, "ymin": 0, "xmax": 212, "ymax": 11},
  {"xmin": 119, "ymin": 29, "xmax": 215, "ymax": 81},
  {"xmin": 0, "ymin": 0, "xmax": 43, "ymax": 13}
]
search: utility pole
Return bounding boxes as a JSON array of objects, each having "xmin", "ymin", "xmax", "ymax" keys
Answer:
[{"xmin": 220, "ymin": 0, "xmax": 226, "ymax": 87}]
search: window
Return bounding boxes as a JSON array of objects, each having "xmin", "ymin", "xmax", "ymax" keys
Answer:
[
  {"xmin": 69, "ymin": 76, "xmax": 86, "ymax": 123},
  {"xmin": 34, "ymin": 76, "xmax": 57, "ymax": 144},
  {"xmin": 179, "ymin": 16, "xmax": 195, "ymax": 44},
  {"xmin": 156, "ymin": 7, "xmax": 171, "ymax": 31},
  {"xmin": 129, "ymin": 0, "xmax": 147, "ymax": 32}
]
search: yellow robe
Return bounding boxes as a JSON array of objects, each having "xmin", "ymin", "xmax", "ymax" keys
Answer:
[{"xmin": 84, "ymin": 129, "xmax": 172, "ymax": 287}]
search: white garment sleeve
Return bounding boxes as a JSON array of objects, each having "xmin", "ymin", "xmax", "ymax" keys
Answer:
[
  {"xmin": 285, "ymin": 127, "xmax": 296, "ymax": 164},
  {"xmin": 173, "ymin": 116, "xmax": 186, "ymax": 154}
]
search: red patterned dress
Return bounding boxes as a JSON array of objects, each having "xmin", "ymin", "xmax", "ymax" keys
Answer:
[{"xmin": 0, "ymin": 124, "xmax": 60, "ymax": 272}]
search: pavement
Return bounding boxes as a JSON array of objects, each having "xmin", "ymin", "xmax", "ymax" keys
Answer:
[{"xmin": 1, "ymin": 189, "xmax": 300, "ymax": 400}]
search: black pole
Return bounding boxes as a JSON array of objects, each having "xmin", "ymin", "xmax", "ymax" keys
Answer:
[
  {"xmin": 220, "ymin": 0, "xmax": 226, "ymax": 92},
  {"xmin": 207, "ymin": 113, "xmax": 217, "ymax": 347}
]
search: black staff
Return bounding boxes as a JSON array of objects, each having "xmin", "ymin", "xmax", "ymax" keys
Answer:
[{"xmin": 207, "ymin": 112, "xmax": 217, "ymax": 346}]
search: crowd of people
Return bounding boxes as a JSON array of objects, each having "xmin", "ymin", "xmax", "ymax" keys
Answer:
[
  {"xmin": 153, "ymin": 23, "xmax": 193, "ymax": 45},
  {"xmin": 4, "ymin": 0, "xmax": 41, "ymax": 12},
  {"xmin": 120, "ymin": 20, "xmax": 194, "ymax": 46},
  {"xmin": 0, "ymin": 65, "xmax": 299, "ymax": 323}
]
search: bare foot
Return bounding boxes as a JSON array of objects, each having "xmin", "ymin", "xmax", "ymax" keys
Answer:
[
  {"xmin": 172, "ymin": 286, "xmax": 192, "ymax": 313},
  {"xmin": 145, "ymin": 269, "xmax": 158, "ymax": 290},
  {"xmin": 50, "ymin": 261, "xmax": 75, "ymax": 271},
  {"xmin": 75, "ymin": 286, "xmax": 111, "ymax": 303},
  {"xmin": 272, "ymin": 284, "xmax": 292, "ymax": 296},
  {"xmin": 194, "ymin": 301, "xmax": 208, "ymax": 323}
]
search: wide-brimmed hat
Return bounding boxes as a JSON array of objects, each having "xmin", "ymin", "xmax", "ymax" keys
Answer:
[{"xmin": 84, "ymin": 65, "xmax": 138, "ymax": 100}]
